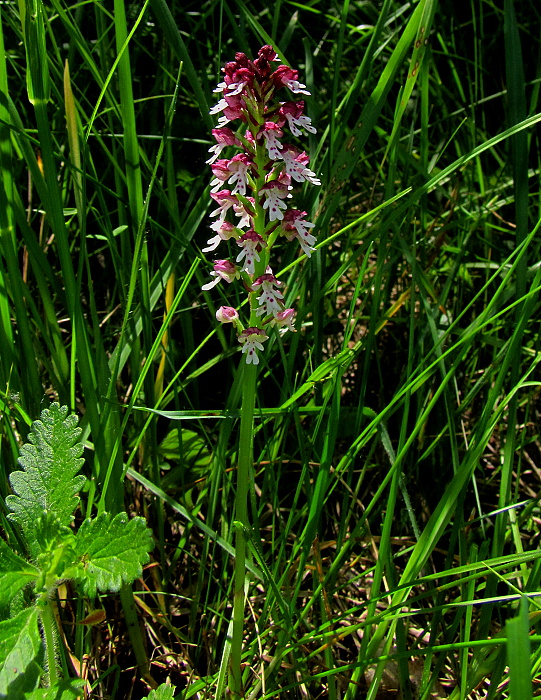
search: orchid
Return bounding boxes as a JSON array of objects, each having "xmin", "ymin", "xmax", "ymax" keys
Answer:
[
  {"xmin": 279, "ymin": 101, "xmax": 317, "ymax": 137},
  {"xmin": 203, "ymin": 220, "xmax": 239, "ymax": 252},
  {"xmin": 238, "ymin": 328, "xmax": 268, "ymax": 365},
  {"xmin": 236, "ymin": 230, "xmax": 265, "ymax": 275},
  {"xmin": 201, "ymin": 48, "xmax": 320, "ymax": 700},
  {"xmin": 253, "ymin": 273, "xmax": 284, "ymax": 317},
  {"xmin": 202, "ymin": 45, "xmax": 319, "ymax": 365},
  {"xmin": 206, "ymin": 127, "xmax": 241, "ymax": 164},
  {"xmin": 201, "ymin": 259, "xmax": 240, "ymax": 290},
  {"xmin": 281, "ymin": 209, "xmax": 317, "ymax": 256}
]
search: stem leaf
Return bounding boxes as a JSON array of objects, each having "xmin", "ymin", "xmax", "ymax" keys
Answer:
[
  {"xmin": 0, "ymin": 538, "xmax": 39, "ymax": 607},
  {"xmin": 0, "ymin": 607, "xmax": 41, "ymax": 696},
  {"xmin": 22, "ymin": 679, "xmax": 86, "ymax": 699},
  {"xmin": 142, "ymin": 682, "xmax": 175, "ymax": 700},
  {"xmin": 71, "ymin": 512, "xmax": 154, "ymax": 597}
]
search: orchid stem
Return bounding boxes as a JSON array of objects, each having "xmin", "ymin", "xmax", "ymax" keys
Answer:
[{"xmin": 229, "ymin": 360, "xmax": 257, "ymax": 698}]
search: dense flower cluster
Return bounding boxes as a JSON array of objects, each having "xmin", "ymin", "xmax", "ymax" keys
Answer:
[{"xmin": 202, "ymin": 45, "xmax": 319, "ymax": 364}]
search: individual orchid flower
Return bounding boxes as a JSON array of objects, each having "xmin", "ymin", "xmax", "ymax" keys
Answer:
[
  {"xmin": 238, "ymin": 328, "xmax": 268, "ymax": 365},
  {"xmin": 259, "ymin": 122, "xmax": 284, "ymax": 160},
  {"xmin": 271, "ymin": 65, "xmax": 311, "ymax": 95},
  {"xmin": 226, "ymin": 153, "xmax": 253, "ymax": 196},
  {"xmin": 206, "ymin": 128, "xmax": 242, "ymax": 165},
  {"xmin": 280, "ymin": 146, "xmax": 321, "ymax": 185},
  {"xmin": 274, "ymin": 308, "xmax": 296, "ymax": 333},
  {"xmin": 281, "ymin": 209, "xmax": 317, "ymax": 257},
  {"xmin": 233, "ymin": 197, "xmax": 255, "ymax": 229},
  {"xmin": 236, "ymin": 230, "xmax": 265, "ymax": 275},
  {"xmin": 278, "ymin": 101, "xmax": 317, "ymax": 137},
  {"xmin": 260, "ymin": 180, "xmax": 289, "ymax": 221},
  {"xmin": 210, "ymin": 159, "xmax": 233, "ymax": 192},
  {"xmin": 201, "ymin": 259, "xmax": 240, "ymax": 290},
  {"xmin": 211, "ymin": 93, "xmax": 247, "ymax": 126},
  {"xmin": 210, "ymin": 189, "xmax": 239, "ymax": 221},
  {"xmin": 222, "ymin": 66, "xmax": 254, "ymax": 96},
  {"xmin": 253, "ymin": 273, "xmax": 284, "ymax": 317},
  {"xmin": 203, "ymin": 220, "xmax": 239, "ymax": 253}
]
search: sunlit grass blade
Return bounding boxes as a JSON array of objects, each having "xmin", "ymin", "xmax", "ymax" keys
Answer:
[{"xmin": 506, "ymin": 597, "xmax": 532, "ymax": 700}]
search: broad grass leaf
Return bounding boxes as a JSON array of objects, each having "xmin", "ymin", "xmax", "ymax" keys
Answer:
[
  {"xmin": 72, "ymin": 512, "xmax": 153, "ymax": 597},
  {"xmin": 0, "ymin": 538, "xmax": 39, "ymax": 607},
  {"xmin": 506, "ymin": 597, "xmax": 532, "ymax": 700},
  {"xmin": 6, "ymin": 404, "xmax": 85, "ymax": 550},
  {"xmin": 0, "ymin": 607, "xmax": 41, "ymax": 697}
]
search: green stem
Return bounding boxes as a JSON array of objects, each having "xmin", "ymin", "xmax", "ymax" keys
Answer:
[
  {"xmin": 119, "ymin": 584, "xmax": 157, "ymax": 688},
  {"xmin": 228, "ymin": 79, "xmax": 266, "ymax": 700},
  {"xmin": 229, "ymin": 360, "xmax": 258, "ymax": 698},
  {"xmin": 40, "ymin": 599, "xmax": 59, "ymax": 687}
]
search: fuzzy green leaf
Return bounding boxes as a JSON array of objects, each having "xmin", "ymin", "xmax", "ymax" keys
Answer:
[
  {"xmin": 0, "ymin": 607, "xmax": 41, "ymax": 697},
  {"xmin": 0, "ymin": 539, "xmax": 39, "ymax": 608},
  {"xmin": 142, "ymin": 683, "xmax": 175, "ymax": 700},
  {"xmin": 71, "ymin": 513, "xmax": 153, "ymax": 597},
  {"xmin": 33, "ymin": 512, "xmax": 74, "ymax": 558},
  {"xmin": 23, "ymin": 679, "xmax": 85, "ymax": 699},
  {"xmin": 6, "ymin": 404, "xmax": 85, "ymax": 548}
]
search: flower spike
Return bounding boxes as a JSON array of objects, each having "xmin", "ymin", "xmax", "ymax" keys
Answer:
[{"xmin": 202, "ymin": 46, "xmax": 319, "ymax": 364}]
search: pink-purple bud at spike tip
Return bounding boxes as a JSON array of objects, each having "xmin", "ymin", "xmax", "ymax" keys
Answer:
[{"xmin": 202, "ymin": 45, "xmax": 319, "ymax": 364}]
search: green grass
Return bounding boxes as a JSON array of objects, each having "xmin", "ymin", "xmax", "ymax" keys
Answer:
[{"xmin": 1, "ymin": 0, "xmax": 541, "ymax": 697}]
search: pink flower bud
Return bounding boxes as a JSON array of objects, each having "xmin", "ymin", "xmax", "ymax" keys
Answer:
[
  {"xmin": 216, "ymin": 306, "xmax": 239, "ymax": 323},
  {"xmin": 253, "ymin": 45, "xmax": 280, "ymax": 79}
]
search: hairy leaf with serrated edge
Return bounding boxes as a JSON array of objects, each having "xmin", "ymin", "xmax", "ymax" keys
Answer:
[
  {"xmin": 71, "ymin": 512, "xmax": 153, "ymax": 597},
  {"xmin": 22, "ymin": 679, "xmax": 85, "ymax": 699},
  {"xmin": 143, "ymin": 683, "xmax": 175, "ymax": 700},
  {"xmin": 0, "ymin": 607, "xmax": 41, "ymax": 696},
  {"xmin": 0, "ymin": 538, "xmax": 39, "ymax": 607},
  {"xmin": 6, "ymin": 404, "xmax": 85, "ymax": 546}
]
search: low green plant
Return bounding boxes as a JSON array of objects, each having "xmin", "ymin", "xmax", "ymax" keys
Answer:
[{"xmin": 0, "ymin": 403, "xmax": 154, "ymax": 698}]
